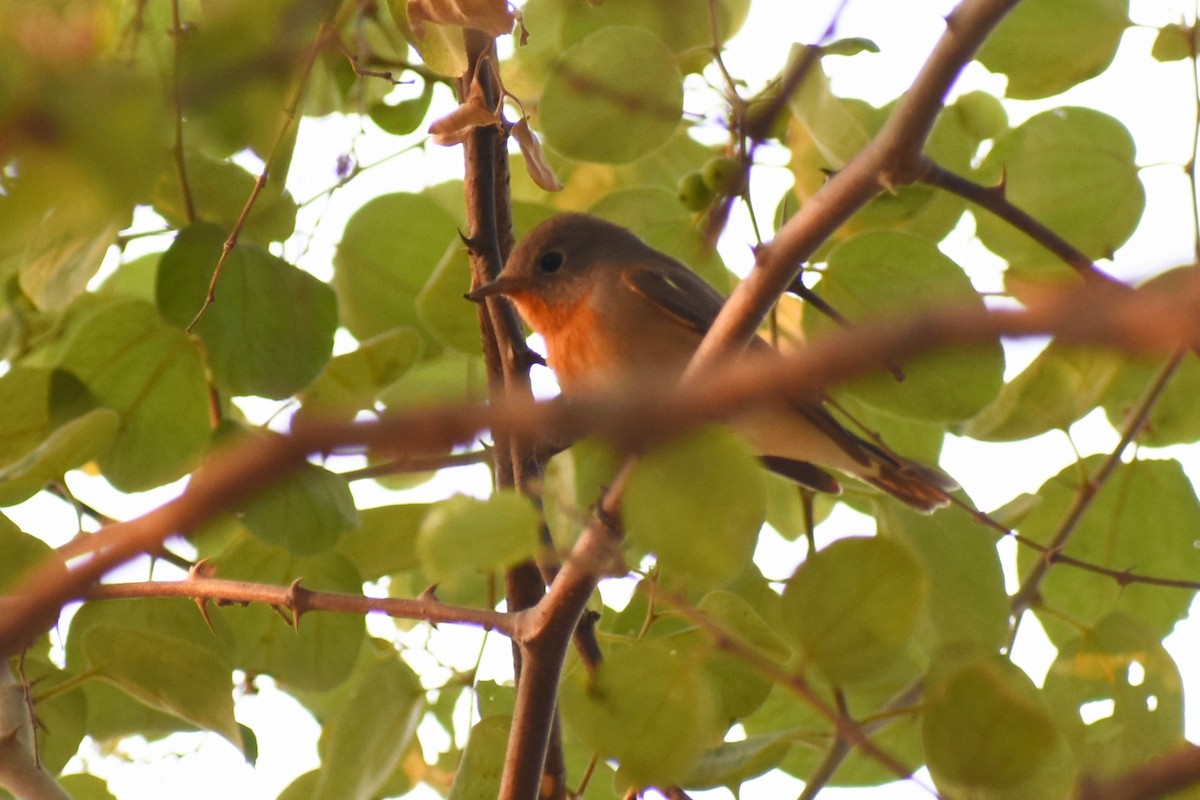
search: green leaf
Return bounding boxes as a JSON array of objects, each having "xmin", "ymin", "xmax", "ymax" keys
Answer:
[
  {"xmin": 682, "ymin": 732, "xmax": 792, "ymax": 790},
  {"xmin": 821, "ymin": 37, "xmax": 880, "ymax": 57},
  {"xmin": 963, "ymin": 342, "xmax": 1123, "ymax": 441},
  {"xmin": 0, "ymin": 367, "xmax": 120, "ymax": 505},
  {"xmin": 1102, "ymin": 268, "xmax": 1200, "ymax": 445},
  {"xmin": 558, "ymin": 640, "xmax": 720, "ymax": 787},
  {"xmin": 1043, "ymin": 613, "xmax": 1184, "ymax": 780},
  {"xmin": 675, "ymin": 591, "xmax": 789, "ymax": 724},
  {"xmin": 336, "ymin": 503, "xmax": 428, "ymax": 581},
  {"xmin": 624, "ymin": 425, "xmax": 767, "ymax": 589},
  {"xmin": 806, "ymin": 231, "xmax": 1004, "ymax": 422},
  {"xmin": 83, "ymin": 624, "xmax": 241, "ymax": 747},
  {"xmin": 0, "ymin": 407, "xmax": 118, "ymax": 506},
  {"xmin": 559, "ymin": 0, "xmax": 750, "ymax": 59},
  {"xmin": 151, "ymin": 154, "xmax": 298, "ymax": 243},
  {"xmin": 446, "ymin": 716, "xmax": 511, "ymax": 800},
  {"xmin": 59, "ymin": 774, "xmax": 116, "ymax": 800},
  {"xmin": 239, "ymin": 462, "xmax": 358, "ymax": 555},
  {"xmin": 788, "ymin": 51, "xmax": 873, "ymax": 168},
  {"xmin": 781, "ymin": 536, "xmax": 927, "ymax": 685},
  {"xmin": 923, "ymin": 651, "xmax": 1062, "ymax": 790},
  {"xmin": 475, "ymin": 680, "xmax": 516, "ymax": 720},
  {"xmin": 976, "ymin": 108, "xmax": 1144, "ymax": 277},
  {"xmin": 976, "ymin": 0, "xmax": 1129, "ymax": 99},
  {"xmin": 543, "ymin": 437, "xmax": 622, "ymax": 550},
  {"xmin": 297, "ymin": 328, "xmax": 424, "ymax": 425},
  {"xmin": 415, "ymin": 240, "xmax": 481, "ymax": 353},
  {"xmin": 218, "ymin": 536, "xmax": 366, "ymax": 692},
  {"xmin": 377, "ymin": 349, "xmax": 487, "ymax": 410},
  {"xmin": 877, "ymin": 500, "xmax": 1009, "ymax": 652},
  {"xmin": 1104, "ymin": 351, "xmax": 1200, "ymax": 446},
  {"xmin": 57, "ymin": 299, "xmax": 210, "ymax": 491},
  {"xmin": 19, "ymin": 213, "xmax": 124, "ymax": 312},
  {"xmin": 0, "ymin": 515, "xmax": 62, "ymax": 594},
  {"xmin": 540, "ymin": 27, "xmax": 683, "ymax": 164},
  {"xmin": 1017, "ymin": 457, "xmax": 1200, "ymax": 646},
  {"xmin": 417, "ymin": 492, "xmax": 542, "ymax": 591},
  {"xmin": 98, "ymin": 251, "xmax": 162, "ymax": 303},
  {"xmin": 157, "ymin": 224, "xmax": 337, "ymax": 399},
  {"xmin": 313, "ymin": 647, "xmax": 425, "ymax": 800},
  {"xmin": 333, "ymin": 193, "xmax": 460, "ymax": 342},
  {"xmin": 368, "ymin": 81, "xmax": 434, "ymax": 136},
  {"xmin": 393, "ymin": 3, "xmax": 468, "ymax": 77},
  {"xmin": 65, "ymin": 598, "xmax": 236, "ymax": 744}
]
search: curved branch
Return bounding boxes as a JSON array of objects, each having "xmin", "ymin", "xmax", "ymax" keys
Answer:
[{"xmin": 691, "ymin": 0, "xmax": 1021, "ymax": 370}]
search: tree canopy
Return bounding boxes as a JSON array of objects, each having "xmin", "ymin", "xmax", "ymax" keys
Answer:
[{"xmin": 1, "ymin": 0, "xmax": 1199, "ymax": 799}]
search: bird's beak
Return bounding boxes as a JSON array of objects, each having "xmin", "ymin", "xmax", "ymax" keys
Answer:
[{"xmin": 465, "ymin": 275, "xmax": 526, "ymax": 302}]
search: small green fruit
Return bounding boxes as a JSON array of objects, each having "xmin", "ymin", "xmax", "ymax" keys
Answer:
[
  {"xmin": 701, "ymin": 156, "xmax": 741, "ymax": 195},
  {"xmin": 954, "ymin": 91, "xmax": 1008, "ymax": 141},
  {"xmin": 677, "ymin": 171, "xmax": 714, "ymax": 211}
]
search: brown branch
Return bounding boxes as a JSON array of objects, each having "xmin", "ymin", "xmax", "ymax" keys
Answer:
[
  {"xmin": 691, "ymin": 0, "xmax": 1022, "ymax": 371},
  {"xmin": 339, "ymin": 449, "xmax": 491, "ymax": 480},
  {"xmin": 81, "ymin": 576, "xmax": 513, "ymax": 634},
  {"xmin": 1, "ymin": 280, "xmax": 1197, "ymax": 660},
  {"xmin": 459, "ymin": 28, "xmax": 567, "ymax": 800},
  {"xmin": 1076, "ymin": 742, "xmax": 1200, "ymax": 800},
  {"xmin": 920, "ymin": 161, "xmax": 1121, "ymax": 285}
]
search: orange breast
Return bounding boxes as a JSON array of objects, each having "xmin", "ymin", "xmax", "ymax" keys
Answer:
[{"xmin": 511, "ymin": 292, "xmax": 610, "ymax": 391}]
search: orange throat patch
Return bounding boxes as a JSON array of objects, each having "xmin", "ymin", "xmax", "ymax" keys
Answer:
[{"xmin": 511, "ymin": 293, "xmax": 607, "ymax": 391}]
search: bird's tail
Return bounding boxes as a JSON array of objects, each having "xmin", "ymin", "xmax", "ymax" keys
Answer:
[{"xmin": 860, "ymin": 443, "xmax": 958, "ymax": 514}]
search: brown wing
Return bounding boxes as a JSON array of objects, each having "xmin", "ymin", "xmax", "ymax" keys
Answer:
[
  {"xmin": 622, "ymin": 261, "xmax": 726, "ymax": 335},
  {"xmin": 624, "ymin": 260, "xmax": 873, "ymax": 468}
]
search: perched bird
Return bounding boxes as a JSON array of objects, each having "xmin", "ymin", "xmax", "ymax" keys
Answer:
[{"xmin": 468, "ymin": 213, "xmax": 953, "ymax": 512}]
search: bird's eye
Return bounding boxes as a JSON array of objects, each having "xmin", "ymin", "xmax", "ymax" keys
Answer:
[{"xmin": 538, "ymin": 251, "xmax": 564, "ymax": 273}]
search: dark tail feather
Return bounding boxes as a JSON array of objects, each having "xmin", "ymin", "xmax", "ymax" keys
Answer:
[
  {"xmin": 865, "ymin": 457, "xmax": 957, "ymax": 514},
  {"xmin": 761, "ymin": 456, "xmax": 842, "ymax": 495}
]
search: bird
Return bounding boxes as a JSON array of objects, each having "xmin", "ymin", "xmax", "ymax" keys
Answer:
[{"xmin": 467, "ymin": 212, "xmax": 953, "ymax": 512}]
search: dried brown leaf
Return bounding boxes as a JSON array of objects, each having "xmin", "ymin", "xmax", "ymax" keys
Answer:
[
  {"xmin": 429, "ymin": 93, "xmax": 501, "ymax": 146},
  {"xmin": 407, "ymin": 0, "xmax": 515, "ymax": 39},
  {"xmin": 512, "ymin": 117, "xmax": 563, "ymax": 191}
]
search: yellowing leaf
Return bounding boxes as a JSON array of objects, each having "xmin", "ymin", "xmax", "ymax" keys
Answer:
[
  {"xmin": 406, "ymin": 0, "xmax": 515, "ymax": 38},
  {"xmin": 623, "ymin": 425, "xmax": 766, "ymax": 590},
  {"xmin": 558, "ymin": 641, "xmax": 720, "ymax": 786},
  {"xmin": 782, "ymin": 536, "xmax": 926, "ymax": 685},
  {"xmin": 924, "ymin": 652, "xmax": 1060, "ymax": 789}
]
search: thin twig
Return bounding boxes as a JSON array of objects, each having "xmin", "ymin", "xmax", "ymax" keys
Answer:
[
  {"xmin": 81, "ymin": 575, "xmax": 514, "ymax": 634},
  {"xmin": 1009, "ymin": 349, "xmax": 1188, "ymax": 618},
  {"xmin": 186, "ymin": 20, "xmax": 334, "ymax": 332},
  {"xmin": 920, "ymin": 160, "xmax": 1121, "ymax": 285},
  {"xmin": 169, "ymin": 0, "xmax": 195, "ymax": 224}
]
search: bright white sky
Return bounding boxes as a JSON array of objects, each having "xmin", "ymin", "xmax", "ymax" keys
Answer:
[{"xmin": 10, "ymin": 1, "xmax": 1199, "ymax": 798}]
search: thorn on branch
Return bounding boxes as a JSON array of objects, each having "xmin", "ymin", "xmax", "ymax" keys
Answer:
[{"xmin": 287, "ymin": 578, "xmax": 310, "ymax": 629}]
